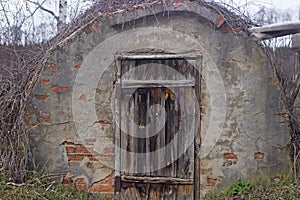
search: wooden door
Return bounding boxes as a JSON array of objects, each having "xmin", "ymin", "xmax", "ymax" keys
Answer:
[{"xmin": 115, "ymin": 54, "xmax": 201, "ymax": 200}]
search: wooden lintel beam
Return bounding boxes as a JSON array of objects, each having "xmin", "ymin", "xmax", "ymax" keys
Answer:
[
  {"xmin": 121, "ymin": 175, "xmax": 194, "ymax": 185},
  {"xmin": 249, "ymin": 20, "xmax": 300, "ymax": 41},
  {"xmin": 117, "ymin": 79, "xmax": 195, "ymax": 89}
]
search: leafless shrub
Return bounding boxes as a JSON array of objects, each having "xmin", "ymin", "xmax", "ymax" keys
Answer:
[{"xmin": 0, "ymin": 45, "xmax": 48, "ymax": 182}]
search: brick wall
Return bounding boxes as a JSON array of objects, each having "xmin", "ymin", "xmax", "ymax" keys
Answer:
[{"xmin": 62, "ymin": 141, "xmax": 115, "ymax": 198}]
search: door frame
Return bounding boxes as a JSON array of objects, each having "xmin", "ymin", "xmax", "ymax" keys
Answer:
[{"xmin": 114, "ymin": 52, "xmax": 202, "ymax": 199}]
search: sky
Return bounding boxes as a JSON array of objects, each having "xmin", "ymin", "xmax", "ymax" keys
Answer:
[
  {"xmin": 222, "ymin": 0, "xmax": 300, "ymax": 20},
  {"xmin": 271, "ymin": 0, "xmax": 300, "ymax": 10}
]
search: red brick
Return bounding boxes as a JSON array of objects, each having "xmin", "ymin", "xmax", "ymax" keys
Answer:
[
  {"xmin": 224, "ymin": 153, "xmax": 237, "ymax": 160},
  {"xmin": 254, "ymin": 152, "xmax": 264, "ymax": 159},
  {"xmin": 96, "ymin": 88, "xmax": 101, "ymax": 93},
  {"xmin": 200, "ymin": 169, "xmax": 205, "ymax": 175},
  {"xmin": 91, "ymin": 23, "xmax": 100, "ymax": 33},
  {"xmin": 89, "ymin": 185, "xmax": 114, "ymax": 193},
  {"xmin": 74, "ymin": 64, "xmax": 82, "ymax": 69},
  {"xmin": 67, "ymin": 38, "xmax": 74, "ymax": 44},
  {"xmin": 48, "ymin": 63, "xmax": 57, "ymax": 69},
  {"xmin": 68, "ymin": 155, "xmax": 84, "ymax": 161},
  {"xmin": 52, "ymin": 86, "xmax": 69, "ymax": 94},
  {"xmin": 83, "ymin": 26, "xmax": 92, "ymax": 34},
  {"xmin": 75, "ymin": 178, "xmax": 86, "ymax": 184},
  {"xmin": 75, "ymin": 145, "xmax": 90, "ymax": 154},
  {"xmin": 215, "ymin": 16, "xmax": 226, "ymax": 28},
  {"xmin": 79, "ymin": 94, "xmax": 87, "ymax": 101},
  {"xmin": 62, "ymin": 177, "xmax": 73, "ymax": 184},
  {"xmin": 94, "ymin": 177, "xmax": 114, "ymax": 185},
  {"xmin": 28, "ymin": 124, "xmax": 39, "ymax": 129},
  {"xmin": 269, "ymin": 77, "xmax": 277, "ymax": 84},
  {"xmin": 221, "ymin": 27, "xmax": 243, "ymax": 33},
  {"xmin": 41, "ymin": 79, "xmax": 50, "ymax": 85},
  {"xmin": 97, "ymin": 120, "xmax": 112, "ymax": 125},
  {"xmin": 35, "ymin": 94, "xmax": 49, "ymax": 100},
  {"xmin": 103, "ymin": 148, "xmax": 114, "ymax": 155},
  {"xmin": 37, "ymin": 117, "xmax": 52, "ymax": 124},
  {"xmin": 88, "ymin": 155, "xmax": 98, "ymax": 161},
  {"xmin": 207, "ymin": 178, "xmax": 222, "ymax": 184},
  {"xmin": 68, "ymin": 161, "xmax": 80, "ymax": 166},
  {"xmin": 87, "ymin": 162, "xmax": 93, "ymax": 168},
  {"xmin": 66, "ymin": 147, "xmax": 75, "ymax": 153},
  {"xmin": 63, "ymin": 141, "xmax": 75, "ymax": 146},
  {"xmin": 207, "ymin": 185, "xmax": 216, "ymax": 189},
  {"xmin": 39, "ymin": 111, "xmax": 49, "ymax": 117},
  {"xmin": 76, "ymin": 184, "xmax": 87, "ymax": 191}
]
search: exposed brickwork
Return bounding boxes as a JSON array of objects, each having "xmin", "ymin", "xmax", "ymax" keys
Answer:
[
  {"xmin": 207, "ymin": 185, "xmax": 216, "ymax": 189},
  {"xmin": 268, "ymin": 77, "xmax": 277, "ymax": 84},
  {"xmin": 207, "ymin": 177, "xmax": 222, "ymax": 189},
  {"xmin": 89, "ymin": 173, "xmax": 114, "ymax": 197},
  {"xmin": 75, "ymin": 178, "xmax": 88, "ymax": 191},
  {"xmin": 224, "ymin": 153, "xmax": 237, "ymax": 160},
  {"xmin": 223, "ymin": 153, "xmax": 238, "ymax": 166},
  {"xmin": 207, "ymin": 178, "xmax": 222, "ymax": 184},
  {"xmin": 62, "ymin": 177, "xmax": 73, "ymax": 184},
  {"xmin": 79, "ymin": 94, "xmax": 87, "ymax": 102},
  {"xmin": 221, "ymin": 27, "xmax": 243, "ymax": 33},
  {"xmin": 91, "ymin": 23, "xmax": 100, "ymax": 33},
  {"xmin": 215, "ymin": 16, "xmax": 226, "ymax": 28},
  {"xmin": 74, "ymin": 64, "xmax": 82, "ymax": 69},
  {"xmin": 34, "ymin": 94, "xmax": 49, "ymax": 100},
  {"xmin": 41, "ymin": 79, "xmax": 50, "ymax": 85},
  {"xmin": 96, "ymin": 88, "xmax": 101, "ymax": 93},
  {"xmin": 254, "ymin": 152, "xmax": 264, "ymax": 159},
  {"xmin": 52, "ymin": 86, "xmax": 69, "ymax": 94},
  {"xmin": 89, "ymin": 185, "xmax": 114, "ymax": 193},
  {"xmin": 97, "ymin": 120, "xmax": 112, "ymax": 125},
  {"xmin": 37, "ymin": 117, "xmax": 52, "ymax": 124},
  {"xmin": 83, "ymin": 26, "xmax": 92, "ymax": 34},
  {"xmin": 87, "ymin": 162, "xmax": 93, "ymax": 168},
  {"xmin": 62, "ymin": 141, "xmax": 115, "ymax": 197},
  {"xmin": 27, "ymin": 124, "xmax": 39, "ymax": 129},
  {"xmin": 48, "ymin": 63, "xmax": 57, "ymax": 70}
]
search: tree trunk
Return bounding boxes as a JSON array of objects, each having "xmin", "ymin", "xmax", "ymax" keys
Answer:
[{"xmin": 58, "ymin": 0, "xmax": 67, "ymax": 32}]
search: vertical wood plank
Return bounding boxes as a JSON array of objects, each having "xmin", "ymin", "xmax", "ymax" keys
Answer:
[
  {"xmin": 194, "ymin": 55, "xmax": 202, "ymax": 200},
  {"xmin": 115, "ymin": 58, "xmax": 122, "ymax": 192},
  {"xmin": 145, "ymin": 89, "xmax": 151, "ymax": 176},
  {"xmin": 150, "ymin": 88, "xmax": 159, "ymax": 177},
  {"xmin": 158, "ymin": 87, "xmax": 165, "ymax": 176},
  {"xmin": 137, "ymin": 89, "xmax": 147, "ymax": 175}
]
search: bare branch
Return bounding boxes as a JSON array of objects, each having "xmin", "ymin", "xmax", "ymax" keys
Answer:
[{"xmin": 26, "ymin": 0, "xmax": 59, "ymax": 21}]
